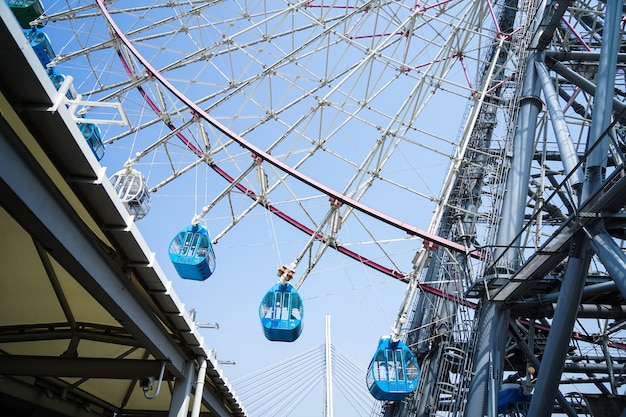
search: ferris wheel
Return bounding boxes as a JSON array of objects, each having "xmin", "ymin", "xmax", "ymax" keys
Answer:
[
  {"xmin": 33, "ymin": 0, "xmax": 494, "ymax": 264},
  {"xmin": 13, "ymin": 0, "xmax": 626, "ymax": 415},
  {"xmin": 14, "ymin": 0, "xmax": 501, "ymax": 407},
  {"xmin": 30, "ymin": 0, "xmax": 495, "ymax": 325}
]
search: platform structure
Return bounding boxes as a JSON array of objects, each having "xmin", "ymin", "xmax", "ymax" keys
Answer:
[{"xmin": 0, "ymin": 4, "xmax": 247, "ymax": 417}]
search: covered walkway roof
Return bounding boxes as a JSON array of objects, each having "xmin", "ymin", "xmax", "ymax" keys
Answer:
[{"xmin": 0, "ymin": 4, "xmax": 247, "ymax": 417}]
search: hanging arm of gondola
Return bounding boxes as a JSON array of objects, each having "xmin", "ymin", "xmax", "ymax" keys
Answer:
[
  {"xmin": 188, "ymin": 155, "xmax": 266, "ymax": 229},
  {"xmin": 190, "ymin": 205, "xmax": 209, "ymax": 227},
  {"xmin": 278, "ymin": 199, "xmax": 343, "ymax": 288},
  {"xmin": 389, "ymin": 243, "xmax": 433, "ymax": 343},
  {"xmin": 278, "ymin": 262, "xmax": 296, "ymax": 286},
  {"xmin": 366, "ymin": 243, "xmax": 430, "ymax": 400}
]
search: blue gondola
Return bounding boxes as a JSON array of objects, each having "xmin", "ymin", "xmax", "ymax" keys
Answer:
[
  {"xmin": 48, "ymin": 69, "xmax": 76, "ymax": 100},
  {"xmin": 366, "ymin": 336, "xmax": 420, "ymax": 401},
  {"xmin": 8, "ymin": 0, "xmax": 45, "ymax": 29},
  {"xmin": 259, "ymin": 282, "xmax": 303, "ymax": 342},
  {"xmin": 498, "ymin": 384, "xmax": 532, "ymax": 415},
  {"xmin": 78, "ymin": 122, "xmax": 105, "ymax": 161},
  {"xmin": 110, "ymin": 168, "xmax": 151, "ymax": 220},
  {"xmin": 25, "ymin": 27, "xmax": 55, "ymax": 67},
  {"xmin": 168, "ymin": 224, "xmax": 216, "ymax": 281}
]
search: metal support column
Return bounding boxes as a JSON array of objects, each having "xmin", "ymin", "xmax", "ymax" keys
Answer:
[
  {"xmin": 526, "ymin": 237, "xmax": 591, "ymax": 417},
  {"xmin": 535, "ymin": 58, "xmax": 584, "ymax": 193},
  {"xmin": 588, "ymin": 226, "xmax": 626, "ymax": 300},
  {"xmin": 579, "ymin": 1, "xmax": 620, "ymax": 203},
  {"xmin": 465, "ymin": 52, "xmax": 542, "ymax": 417},
  {"xmin": 492, "ymin": 51, "xmax": 542, "ymax": 271},
  {"xmin": 169, "ymin": 360, "xmax": 196, "ymax": 417},
  {"xmin": 527, "ymin": 2, "xmax": 622, "ymax": 416},
  {"xmin": 464, "ymin": 303, "xmax": 509, "ymax": 417}
]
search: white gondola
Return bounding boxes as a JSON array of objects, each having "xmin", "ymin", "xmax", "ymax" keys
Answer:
[{"xmin": 110, "ymin": 168, "xmax": 151, "ymax": 220}]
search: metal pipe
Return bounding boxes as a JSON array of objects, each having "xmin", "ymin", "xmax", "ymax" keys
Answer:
[
  {"xmin": 546, "ymin": 58, "xmax": 626, "ymax": 123},
  {"xmin": 526, "ymin": 238, "xmax": 590, "ymax": 417},
  {"xmin": 465, "ymin": 302, "xmax": 510, "ymax": 416},
  {"xmin": 511, "ymin": 303, "xmax": 626, "ymax": 319},
  {"xmin": 190, "ymin": 357, "xmax": 207, "ymax": 417},
  {"xmin": 144, "ymin": 362, "xmax": 167, "ymax": 399},
  {"xmin": 546, "ymin": 51, "xmax": 626, "ymax": 62},
  {"xmin": 562, "ymin": 362, "xmax": 626, "ymax": 373},
  {"xmin": 586, "ymin": 226, "xmax": 626, "ymax": 301},
  {"xmin": 467, "ymin": 50, "xmax": 542, "ymax": 417},
  {"xmin": 511, "ymin": 280, "xmax": 616, "ymax": 309},
  {"xmin": 579, "ymin": 0, "xmax": 621, "ymax": 201},
  {"xmin": 535, "ymin": 58, "xmax": 584, "ymax": 192},
  {"xmin": 488, "ymin": 350, "xmax": 499, "ymax": 417},
  {"xmin": 601, "ymin": 329, "xmax": 618, "ymax": 394},
  {"xmin": 493, "ymin": 52, "xmax": 542, "ymax": 271}
]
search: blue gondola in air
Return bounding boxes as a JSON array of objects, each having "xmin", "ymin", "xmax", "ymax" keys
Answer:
[
  {"xmin": 48, "ymin": 69, "xmax": 76, "ymax": 100},
  {"xmin": 78, "ymin": 122, "xmax": 105, "ymax": 160},
  {"xmin": 8, "ymin": 0, "xmax": 45, "ymax": 29},
  {"xmin": 25, "ymin": 27, "xmax": 55, "ymax": 68},
  {"xmin": 367, "ymin": 336, "xmax": 420, "ymax": 401},
  {"xmin": 259, "ymin": 282, "xmax": 303, "ymax": 342},
  {"xmin": 498, "ymin": 384, "xmax": 532, "ymax": 415},
  {"xmin": 169, "ymin": 224, "xmax": 216, "ymax": 281},
  {"xmin": 110, "ymin": 168, "xmax": 151, "ymax": 220}
]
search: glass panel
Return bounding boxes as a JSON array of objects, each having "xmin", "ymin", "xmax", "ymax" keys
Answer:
[
  {"xmin": 366, "ymin": 364, "xmax": 374, "ymax": 386},
  {"xmin": 375, "ymin": 350, "xmax": 386, "ymax": 380},
  {"xmin": 273, "ymin": 291, "xmax": 282, "ymax": 319},
  {"xmin": 182, "ymin": 233, "xmax": 194, "ymax": 255},
  {"xmin": 282, "ymin": 292, "xmax": 291, "ymax": 320},
  {"xmin": 405, "ymin": 352, "xmax": 419, "ymax": 380},
  {"xmin": 395, "ymin": 349, "xmax": 404, "ymax": 381},
  {"xmin": 169, "ymin": 234, "xmax": 182, "ymax": 255},
  {"xmin": 122, "ymin": 176, "xmax": 132, "ymax": 200},
  {"xmin": 197, "ymin": 235, "xmax": 209, "ymax": 258},
  {"xmin": 189, "ymin": 233, "xmax": 200, "ymax": 257},
  {"xmin": 386, "ymin": 349, "xmax": 397, "ymax": 381},
  {"xmin": 290, "ymin": 294, "xmax": 302, "ymax": 319},
  {"xmin": 264, "ymin": 293, "xmax": 274, "ymax": 318},
  {"xmin": 128, "ymin": 176, "xmax": 140, "ymax": 197}
]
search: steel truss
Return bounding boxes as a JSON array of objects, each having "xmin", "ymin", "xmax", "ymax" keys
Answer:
[{"xmin": 384, "ymin": 1, "xmax": 626, "ymax": 417}]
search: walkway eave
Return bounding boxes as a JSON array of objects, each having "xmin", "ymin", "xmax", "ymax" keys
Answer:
[{"xmin": 0, "ymin": 4, "xmax": 247, "ymax": 416}]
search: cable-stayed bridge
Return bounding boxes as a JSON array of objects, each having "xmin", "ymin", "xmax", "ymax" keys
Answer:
[{"xmin": 232, "ymin": 317, "xmax": 377, "ymax": 417}]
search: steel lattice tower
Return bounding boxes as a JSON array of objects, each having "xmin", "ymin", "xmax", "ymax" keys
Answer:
[{"xmin": 383, "ymin": 2, "xmax": 626, "ymax": 417}]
